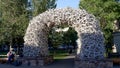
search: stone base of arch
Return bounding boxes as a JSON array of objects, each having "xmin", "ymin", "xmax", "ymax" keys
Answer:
[
  {"xmin": 75, "ymin": 59, "xmax": 113, "ymax": 68},
  {"xmin": 17, "ymin": 55, "xmax": 54, "ymax": 66}
]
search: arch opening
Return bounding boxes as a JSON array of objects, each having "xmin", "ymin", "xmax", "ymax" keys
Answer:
[{"xmin": 48, "ymin": 24, "xmax": 78, "ymax": 57}]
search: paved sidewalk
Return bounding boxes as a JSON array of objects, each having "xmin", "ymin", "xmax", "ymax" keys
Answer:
[
  {"xmin": 0, "ymin": 55, "xmax": 120, "ymax": 68},
  {"xmin": 0, "ymin": 56, "xmax": 75, "ymax": 68}
]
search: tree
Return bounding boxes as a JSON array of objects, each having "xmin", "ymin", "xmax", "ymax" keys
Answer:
[
  {"xmin": 79, "ymin": 0, "xmax": 120, "ymax": 53},
  {"xmin": 48, "ymin": 26, "xmax": 63, "ymax": 48},
  {"xmin": 0, "ymin": 0, "xmax": 57, "ymax": 46},
  {"xmin": 63, "ymin": 27, "xmax": 78, "ymax": 49},
  {"xmin": 32, "ymin": 0, "xmax": 57, "ymax": 47},
  {"xmin": 32, "ymin": 0, "xmax": 57, "ymax": 16},
  {"xmin": 48, "ymin": 24, "xmax": 78, "ymax": 50},
  {"xmin": 0, "ymin": 0, "xmax": 29, "ymax": 48}
]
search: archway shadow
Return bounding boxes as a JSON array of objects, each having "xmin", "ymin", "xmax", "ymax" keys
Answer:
[{"xmin": 45, "ymin": 56, "xmax": 75, "ymax": 68}]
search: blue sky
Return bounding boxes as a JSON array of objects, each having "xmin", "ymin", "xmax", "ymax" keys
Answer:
[{"xmin": 56, "ymin": 0, "xmax": 80, "ymax": 8}]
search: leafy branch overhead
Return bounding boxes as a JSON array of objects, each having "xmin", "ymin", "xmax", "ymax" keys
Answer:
[
  {"xmin": 79, "ymin": 0, "xmax": 120, "ymax": 51},
  {"xmin": 0, "ymin": 0, "xmax": 57, "ymax": 46}
]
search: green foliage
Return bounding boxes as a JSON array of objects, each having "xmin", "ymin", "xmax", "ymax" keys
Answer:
[
  {"xmin": 0, "ymin": 0, "xmax": 29, "ymax": 46},
  {"xmin": 48, "ymin": 25, "xmax": 78, "ymax": 48},
  {"xmin": 79, "ymin": 0, "xmax": 120, "ymax": 52},
  {"xmin": 0, "ymin": 0, "xmax": 57, "ymax": 47},
  {"xmin": 63, "ymin": 27, "xmax": 78, "ymax": 45},
  {"xmin": 33, "ymin": 0, "xmax": 57, "ymax": 16},
  {"xmin": 48, "ymin": 27, "xmax": 63, "ymax": 48}
]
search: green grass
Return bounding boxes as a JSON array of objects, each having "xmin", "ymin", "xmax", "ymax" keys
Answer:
[
  {"xmin": 49, "ymin": 49, "xmax": 69, "ymax": 60},
  {"xmin": 0, "ymin": 50, "xmax": 70, "ymax": 59}
]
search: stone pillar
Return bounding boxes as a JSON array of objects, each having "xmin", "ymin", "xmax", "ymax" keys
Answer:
[
  {"xmin": 74, "ymin": 14, "xmax": 113, "ymax": 68},
  {"xmin": 23, "ymin": 22, "xmax": 49, "ymax": 57},
  {"xmin": 75, "ymin": 33, "xmax": 113, "ymax": 68},
  {"xmin": 76, "ymin": 33, "xmax": 105, "ymax": 60},
  {"xmin": 75, "ymin": 59, "xmax": 113, "ymax": 68}
]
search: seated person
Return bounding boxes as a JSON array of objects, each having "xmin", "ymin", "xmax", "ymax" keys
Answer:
[{"xmin": 7, "ymin": 48, "xmax": 16, "ymax": 63}]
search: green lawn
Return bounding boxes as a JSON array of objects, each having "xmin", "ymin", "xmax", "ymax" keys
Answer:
[
  {"xmin": 0, "ymin": 50, "xmax": 70, "ymax": 59},
  {"xmin": 50, "ymin": 49, "xmax": 69, "ymax": 60}
]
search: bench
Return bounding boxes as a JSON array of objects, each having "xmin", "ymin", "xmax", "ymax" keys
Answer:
[
  {"xmin": 111, "ymin": 58, "xmax": 120, "ymax": 64},
  {"xmin": 108, "ymin": 53, "xmax": 120, "ymax": 58},
  {"xmin": 0, "ymin": 58, "xmax": 8, "ymax": 64},
  {"xmin": 0, "ymin": 55, "xmax": 17, "ymax": 64}
]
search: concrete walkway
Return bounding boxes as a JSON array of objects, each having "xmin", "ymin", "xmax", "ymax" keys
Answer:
[
  {"xmin": 0, "ymin": 55, "xmax": 75, "ymax": 68},
  {"xmin": 0, "ymin": 55, "xmax": 120, "ymax": 68}
]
